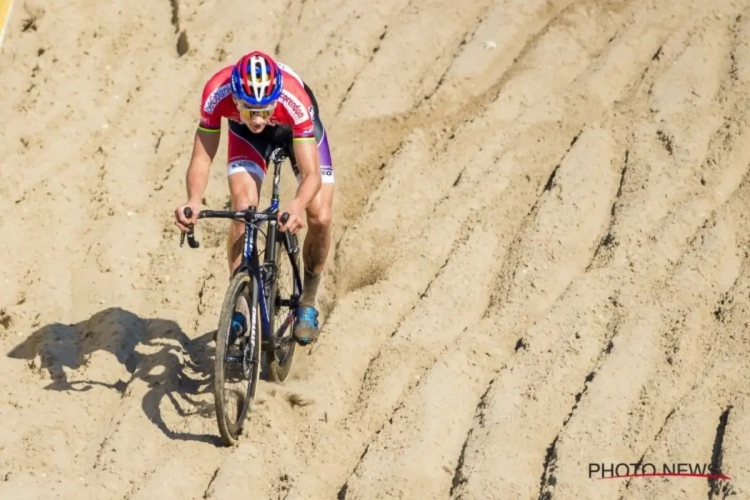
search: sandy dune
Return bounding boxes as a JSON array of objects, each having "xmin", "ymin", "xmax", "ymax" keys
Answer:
[{"xmin": 2, "ymin": 0, "xmax": 750, "ymax": 498}]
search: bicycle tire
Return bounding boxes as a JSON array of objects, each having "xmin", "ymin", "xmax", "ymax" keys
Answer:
[
  {"xmin": 214, "ymin": 271, "xmax": 261, "ymax": 446},
  {"xmin": 265, "ymin": 236, "xmax": 301, "ymax": 384}
]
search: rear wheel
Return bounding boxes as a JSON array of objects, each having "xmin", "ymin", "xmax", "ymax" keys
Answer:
[
  {"xmin": 265, "ymin": 236, "xmax": 301, "ymax": 384},
  {"xmin": 213, "ymin": 270, "xmax": 261, "ymax": 446}
]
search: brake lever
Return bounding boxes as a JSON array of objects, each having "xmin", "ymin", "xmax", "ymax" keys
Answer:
[
  {"xmin": 180, "ymin": 207, "xmax": 200, "ymax": 248},
  {"xmin": 280, "ymin": 212, "xmax": 298, "ymax": 255}
]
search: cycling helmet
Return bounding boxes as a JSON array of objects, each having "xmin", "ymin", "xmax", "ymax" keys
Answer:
[{"xmin": 230, "ymin": 51, "xmax": 283, "ymax": 107}]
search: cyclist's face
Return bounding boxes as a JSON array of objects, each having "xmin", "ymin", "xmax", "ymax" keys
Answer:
[{"xmin": 235, "ymin": 98, "xmax": 275, "ymax": 132}]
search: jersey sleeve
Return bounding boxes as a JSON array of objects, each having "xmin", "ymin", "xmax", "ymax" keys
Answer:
[
  {"xmin": 278, "ymin": 89, "xmax": 316, "ymax": 141},
  {"xmin": 198, "ymin": 72, "xmax": 232, "ymax": 133},
  {"xmin": 292, "ymin": 117, "xmax": 316, "ymax": 140}
]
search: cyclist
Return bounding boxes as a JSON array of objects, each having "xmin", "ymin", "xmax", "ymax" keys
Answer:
[{"xmin": 173, "ymin": 50, "xmax": 334, "ymax": 345}]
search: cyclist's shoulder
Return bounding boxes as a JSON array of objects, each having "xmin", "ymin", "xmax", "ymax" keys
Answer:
[
  {"xmin": 275, "ymin": 62, "xmax": 313, "ymax": 124},
  {"xmin": 201, "ymin": 65, "xmax": 234, "ymax": 115},
  {"xmin": 277, "ymin": 61, "xmax": 306, "ymax": 88},
  {"xmin": 202, "ymin": 64, "xmax": 233, "ymax": 94}
]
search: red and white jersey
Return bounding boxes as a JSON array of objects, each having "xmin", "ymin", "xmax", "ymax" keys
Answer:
[{"xmin": 198, "ymin": 62, "xmax": 316, "ymax": 139}]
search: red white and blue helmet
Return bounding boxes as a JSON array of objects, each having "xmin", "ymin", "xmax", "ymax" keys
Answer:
[{"xmin": 230, "ymin": 51, "xmax": 283, "ymax": 107}]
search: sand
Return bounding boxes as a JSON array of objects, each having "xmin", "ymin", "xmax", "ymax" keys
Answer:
[{"xmin": 1, "ymin": 0, "xmax": 750, "ymax": 498}]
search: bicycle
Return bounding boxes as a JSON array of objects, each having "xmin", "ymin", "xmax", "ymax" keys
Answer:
[{"xmin": 179, "ymin": 147, "xmax": 303, "ymax": 446}]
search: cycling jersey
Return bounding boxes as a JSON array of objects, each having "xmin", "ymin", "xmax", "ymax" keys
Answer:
[
  {"xmin": 196, "ymin": 61, "xmax": 334, "ymax": 184},
  {"xmin": 199, "ymin": 62, "xmax": 317, "ymax": 141}
]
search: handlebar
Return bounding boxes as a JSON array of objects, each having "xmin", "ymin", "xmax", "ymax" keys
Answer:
[
  {"xmin": 178, "ymin": 146, "xmax": 293, "ymax": 249},
  {"xmin": 179, "ymin": 206, "xmax": 292, "ymax": 250}
]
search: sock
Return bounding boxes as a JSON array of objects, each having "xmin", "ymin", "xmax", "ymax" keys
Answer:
[{"xmin": 300, "ymin": 267, "xmax": 321, "ymax": 308}]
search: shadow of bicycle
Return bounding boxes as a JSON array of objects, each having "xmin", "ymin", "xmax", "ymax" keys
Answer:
[{"xmin": 6, "ymin": 307, "xmax": 224, "ymax": 446}]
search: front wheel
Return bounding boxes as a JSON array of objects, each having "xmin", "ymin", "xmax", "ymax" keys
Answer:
[
  {"xmin": 265, "ymin": 236, "xmax": 301, "ymax": 384},
  {"xmin": 213, "ymin": 271, "xmax": 261, "ymax": 446}
]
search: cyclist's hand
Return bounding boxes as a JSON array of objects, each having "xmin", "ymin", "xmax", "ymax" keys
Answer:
[
  {"xmin": 175, "ymin": 202, "xmax": 199, "ymax": 232},
  {"xmin": 279, "ymin": 203, "xmax": 305, "ymax": 234}
]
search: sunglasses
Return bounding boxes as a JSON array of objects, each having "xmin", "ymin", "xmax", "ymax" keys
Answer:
[{"xmin": 234, "ymin": 98, "xmax": 276, "ymax": 119}]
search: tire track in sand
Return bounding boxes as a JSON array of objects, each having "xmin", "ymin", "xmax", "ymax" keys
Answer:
[
  {"xmin": 5, "ymin": 0, "xmax": 750, "ymax": 498},
  {"xmin": 205, "ymin": 0, "xmax": 663, "ymax": 498},
  {"xmin": 517, "ymin": 5, "xmax": 750, "ymax": 500},
  {"xmin": 450, "ymin": 1, "xmax": 748, "ymax": 496}
]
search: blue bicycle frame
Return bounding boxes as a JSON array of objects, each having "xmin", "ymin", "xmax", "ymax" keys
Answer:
[{"xmin": 181, "ymin": 147, "xmax": 303, "ymax": 349}]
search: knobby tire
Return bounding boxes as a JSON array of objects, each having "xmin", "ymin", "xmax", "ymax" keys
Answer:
[{"xmin": 214, "ymin": 271, "xmax": 261, "ymax": 446}]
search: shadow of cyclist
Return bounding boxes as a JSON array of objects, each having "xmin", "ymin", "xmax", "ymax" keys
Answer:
[{"xmin": 6, "ymin": 307, "xmax": 223, "ymax": 446}]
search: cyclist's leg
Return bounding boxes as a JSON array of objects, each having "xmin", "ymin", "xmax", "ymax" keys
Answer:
[
  {"xmin": 302, "ymin": 117, "xmax": 334, "ymax": 277},
  {"xmin": 292, "ymin": 111, "xmax": 335, "ymax": 344},
  {"xmin": 226, "ymin": 120, "xmax": 269, "ymax": 276}
]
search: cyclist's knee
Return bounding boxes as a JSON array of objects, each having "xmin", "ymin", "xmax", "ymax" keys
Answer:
[
  {"xmin": 228, "ymin": 193, "xmax": 257, "ymax": 238},
  {"xmin": 306, "ymin": 183, "xmax": 334, "ymax": 231},
  {"xmin": 231, "ymin": 196, "xmax": 256, "ymax": 211},
  {"xmin": 230, "ymin": 184, "xmax": 259, "ymax": 211},
  {"xmin": 228, "ymin": 171, "xmax": 262, "ymax": 208},
  {"xmin": 307, "ymin": 205, "xmax": 332, "ymax": 232}
]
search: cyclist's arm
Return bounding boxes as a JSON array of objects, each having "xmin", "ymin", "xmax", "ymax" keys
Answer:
[
  {"xmin": 186, "ymin": 128, "xmax": 220, "ymax": 204},
  {"xmin": 290, "ymin": 137, "xmax": 322, "ymax": 209}
]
